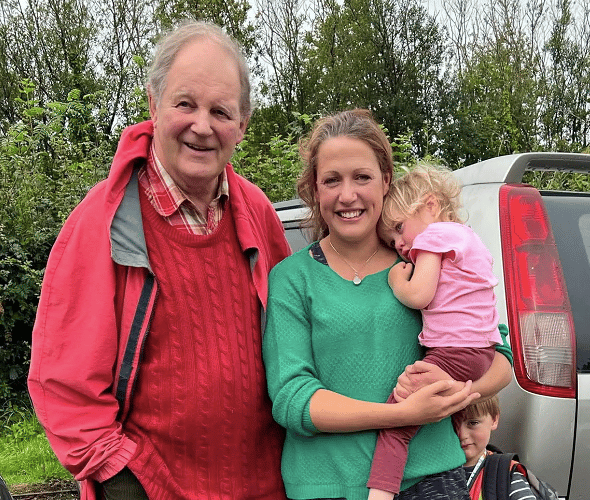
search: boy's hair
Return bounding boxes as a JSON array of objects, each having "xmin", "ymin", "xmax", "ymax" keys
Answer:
[
  {"xmin": 381, "ymin": 162, "xmax": 464, "ymax": 228},
  {"xmin": 456, "ymin": 395, "xmax": 501, "ymax": 422}
]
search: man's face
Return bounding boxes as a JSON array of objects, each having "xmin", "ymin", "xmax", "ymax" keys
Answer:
[{"xmin": 149, "ymin": 38, "xmax": 248, "ymax": 204}]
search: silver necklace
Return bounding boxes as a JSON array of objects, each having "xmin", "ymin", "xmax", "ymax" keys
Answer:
[{"xmin": 329, "ymin": 240, "xmax": 380, "ymax": 285}]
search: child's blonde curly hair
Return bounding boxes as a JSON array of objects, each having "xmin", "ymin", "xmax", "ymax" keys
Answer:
[{"xmin": 381, "ymin": 162, "xmax": 464, "ymax": 228}]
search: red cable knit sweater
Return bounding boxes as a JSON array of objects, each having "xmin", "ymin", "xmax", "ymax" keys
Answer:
[{"xmin": 124, "ymin": 187, "xmax": 286, "ymax": 500}]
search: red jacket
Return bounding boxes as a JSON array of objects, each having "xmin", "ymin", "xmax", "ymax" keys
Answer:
[{"xmin": 27, "ymin": 120, "xmax": 291, "ymax": 499}]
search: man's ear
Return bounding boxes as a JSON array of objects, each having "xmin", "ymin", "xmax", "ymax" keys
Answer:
[
  {"xmin": 236, "ymin": 115, "xmax": 249, "ymax": 144},
  {"xmin": 147, "ymin": 89, "xmax": 158, "ymax": 125}
]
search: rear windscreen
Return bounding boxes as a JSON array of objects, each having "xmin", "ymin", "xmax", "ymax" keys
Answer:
[
  {"xmin": 543, "ymin": 192, "xmax": 590, "ymax": 372},
  {"xmin": 283, "ymin": 221, "xmax": 312, "ymax": 253}
]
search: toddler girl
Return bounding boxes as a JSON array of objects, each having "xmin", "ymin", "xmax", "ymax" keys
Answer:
[{"xmin": 367, "ymin": 163, "xmax": 502, "ymax": 499}]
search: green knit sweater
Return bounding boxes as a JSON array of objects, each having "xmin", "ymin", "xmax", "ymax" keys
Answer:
[{"xmin": 263, "ymin": 244, "xmax": 469, "ymax": 500}]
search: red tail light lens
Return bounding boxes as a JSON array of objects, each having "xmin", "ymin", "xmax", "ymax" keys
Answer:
[{"xmin": 500, "ymin": 184, "xmax": 576, "ymax": 398}]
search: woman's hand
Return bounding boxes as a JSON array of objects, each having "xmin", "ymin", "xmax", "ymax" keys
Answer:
[
  {"xmin": 309, "ymin": 379, "xmax": 478, "ymax": 433},
  {"xmin": 395, "ymin": 352, "xmax": 512, "ymax": 403},
  {"xmin": 395, "ymin": 379, "xmax": 480, "ymax": 426},
  {"xmin": 394, "ymin": 360, "xmax": 451, "ymax": 401}
]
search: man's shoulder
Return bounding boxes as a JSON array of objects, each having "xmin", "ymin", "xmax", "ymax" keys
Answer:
[
  {"xmin": 63, "ymin": 180, "xmax": 110, "ymax": 228},
  {"xmin": 227, "ymin": 166, "xmax": 282, "ymax": 227}
]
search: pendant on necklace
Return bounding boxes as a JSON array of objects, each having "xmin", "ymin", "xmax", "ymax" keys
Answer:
[{"xmin": 353, "ymin": 274, "xmax": 362, "ymax": 285}]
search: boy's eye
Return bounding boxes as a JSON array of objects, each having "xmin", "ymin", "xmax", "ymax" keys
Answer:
[{"xmin": 394, "ymin": 222, "xmax": 403, "ymax": 233}]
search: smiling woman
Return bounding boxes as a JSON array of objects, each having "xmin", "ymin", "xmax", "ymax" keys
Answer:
[{"xmin": 260, "ymin": 109, "xmax": 511, "ymax": 500}]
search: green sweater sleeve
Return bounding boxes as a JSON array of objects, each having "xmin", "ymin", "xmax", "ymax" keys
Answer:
[
  {"xmin": 263, "ymin": 259, "xmax": 324, "ymax": 437},
  {"xmin": 495, "ymin": 323, "xmax": 513, "ymax": 365}
]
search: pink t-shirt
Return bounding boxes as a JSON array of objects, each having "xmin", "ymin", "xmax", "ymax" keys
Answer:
[{"xmin": 408, "ymin": 222, "xmax": 502, "ymax": 348}]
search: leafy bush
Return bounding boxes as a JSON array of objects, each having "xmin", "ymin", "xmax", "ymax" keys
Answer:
[
  {"xmin": 0, "ymin": 81, "xmax": 116, "ymax": 401},
  {"xmin": 232, "ymin": 112, "xmax": 312, "ymax": 202}
]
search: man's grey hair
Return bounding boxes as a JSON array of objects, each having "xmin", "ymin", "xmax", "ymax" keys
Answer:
[{"xmin": 147, "ymin": 20, "xmax": 252, "ymax": 119}]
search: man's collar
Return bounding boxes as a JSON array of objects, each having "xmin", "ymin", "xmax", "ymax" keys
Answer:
[{"xmin": 149, "ymin": 145, "xmax": 229, "ymax": 214}]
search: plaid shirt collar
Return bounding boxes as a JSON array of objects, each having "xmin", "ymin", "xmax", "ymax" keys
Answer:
[{"xmin": 146, "ymin": 146, "xmax": 229, "ymax": 218}]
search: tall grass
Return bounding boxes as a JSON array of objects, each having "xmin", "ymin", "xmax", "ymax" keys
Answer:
[{"xmin": 0, "ymin": 400, "xmax": 73, "ymax": 486}]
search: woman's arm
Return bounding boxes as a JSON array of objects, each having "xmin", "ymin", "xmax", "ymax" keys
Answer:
[
  {"xmin": 309, "ymin": 380, "xmax": 479, "ymax": 433},
  {"xmin": 263, "ymin": 259, "xmax": 481, "ymax": 436}
]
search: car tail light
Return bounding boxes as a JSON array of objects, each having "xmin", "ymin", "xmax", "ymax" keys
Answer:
[{"xmin": 499, "ymin": 184, "xmax": 576, "ymax": 398}]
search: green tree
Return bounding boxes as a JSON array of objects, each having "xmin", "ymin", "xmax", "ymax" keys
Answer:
[
  {"xmin": 0, "ymin": 81, "xmax": 116, "ymax": 399},
  {"xmin": 0, "ymin": 0, "xmax": 98, "ymax": 131},
  {"xmin": 255, "ymin": 0, "xmax": 310, "ymax": 127},
  {"xmin": 155, "ymin": 0, "xmax": 258, "ymax": 60},
  {"xmin": 439, "ymin": 0, "xmax": 541, "ymax": 166},
  {"xmin": 294, "ymin": 0, "xmax": 446, "ymax": 155},
  {"xmin": 232, "ymin": 112, "xmax": 313, "ymax": 202},
  {"xmin": 541, "ymin": 0, "xmax": 590, "ymax": 151}
]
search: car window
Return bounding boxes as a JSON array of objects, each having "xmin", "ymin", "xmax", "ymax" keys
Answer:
[
  {"xmin": 283, "ymin": 221, "xmax": 312, "ymax": 252},
  {"xmin": 543, "ymin": 192, "xmax": 590, "ymax": 372}
]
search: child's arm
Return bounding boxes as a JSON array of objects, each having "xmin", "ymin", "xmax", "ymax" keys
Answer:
[{"xmin": 388, "ymin": 250, "xmax": 441, "ymax": 309}]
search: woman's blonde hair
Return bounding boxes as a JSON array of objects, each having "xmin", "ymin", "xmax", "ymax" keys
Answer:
[
  {"xmin": 381, "ymin": 162, "xmax": 464, "ymax": 228},
  {"xmin": 297, "ymin": 109, "xmax": 393, "ymax": 240}
]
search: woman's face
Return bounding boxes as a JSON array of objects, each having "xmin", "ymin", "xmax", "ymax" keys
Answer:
[{"xmin": 315, "ymin": 136, "xmax": 390, "ymax": 245}]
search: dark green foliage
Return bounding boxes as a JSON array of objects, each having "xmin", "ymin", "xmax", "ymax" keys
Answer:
[
  {"xmin": 0, "ymin": 81, "xmax": 115, "ymax": 400},
  {"xmin": 232, "ymin": 112, "xmax": 313, "ymax": 202}
]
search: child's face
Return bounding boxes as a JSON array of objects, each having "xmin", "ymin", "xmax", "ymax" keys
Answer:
[
  {"xmin": 378, "ymin": 206, "xmax": 437, "ymax": 261},
  {"xmin": 455, "ymin": 413, "xmax": 499, "ymax": 466}
]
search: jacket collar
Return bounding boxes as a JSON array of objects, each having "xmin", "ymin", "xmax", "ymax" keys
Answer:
[{"xmin": 107, "ymin": 121, "xmax": 264, "ymax": 270}]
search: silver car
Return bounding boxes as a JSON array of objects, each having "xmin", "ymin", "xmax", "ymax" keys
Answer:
[{"xmin": 274, "ymin": 152, "xmax": 590, "ymax": 499}]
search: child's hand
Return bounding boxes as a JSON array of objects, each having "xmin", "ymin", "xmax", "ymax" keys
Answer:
[
  {"xmin": 388, "ymin": 261, "xmax": 413, "ymax": 290},
  {"xmin": 394, "ymin": 361, "xmax": 454, "ymax": 401}
]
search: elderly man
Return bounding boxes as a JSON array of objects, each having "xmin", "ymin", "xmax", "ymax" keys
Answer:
[{"xmin": 28, "ymin": 21, "xmax": 290, "ymax": 500}]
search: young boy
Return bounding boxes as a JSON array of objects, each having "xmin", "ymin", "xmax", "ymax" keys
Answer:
[{"xmin": 453, "ymin": 396, "xmax": 548, "ymax": 500}]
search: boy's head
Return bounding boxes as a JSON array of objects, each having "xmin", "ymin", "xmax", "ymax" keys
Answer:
[{"xmin": 452, "ymin": 396, "xmax": 500, "ymax": 467}]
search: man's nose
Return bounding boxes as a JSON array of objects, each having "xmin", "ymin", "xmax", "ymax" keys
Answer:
[{"xmin": 191, "ymin": 110, "xmax": 213, "ymax": 135}]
